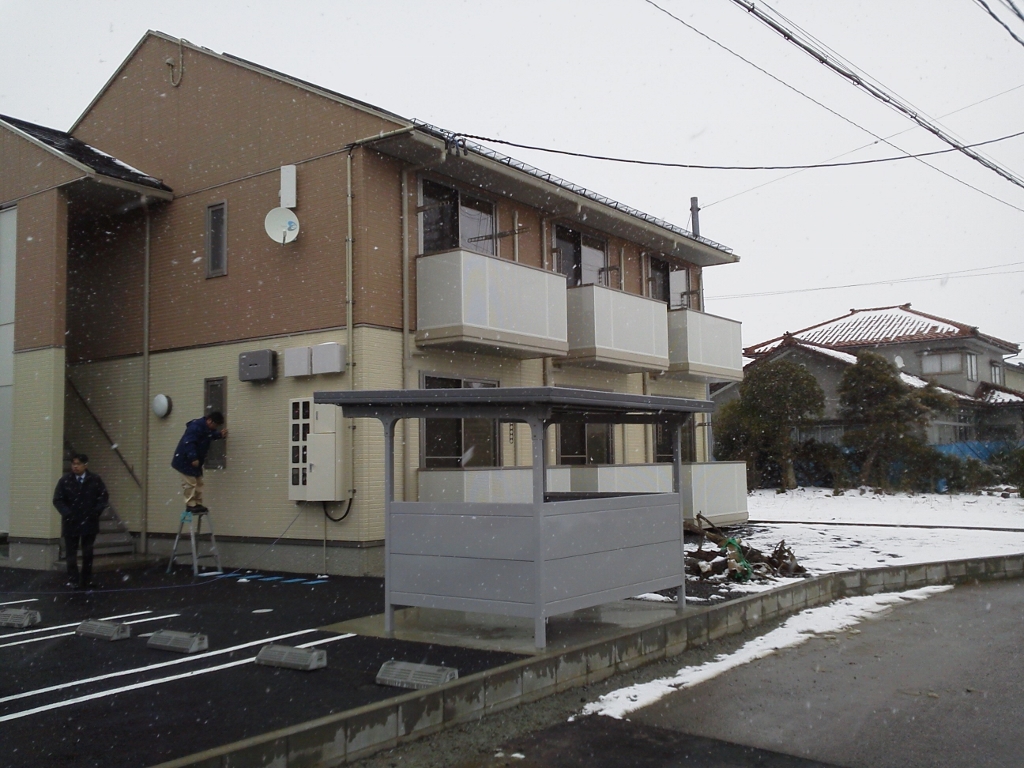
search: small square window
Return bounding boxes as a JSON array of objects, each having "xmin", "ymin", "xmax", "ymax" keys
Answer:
[{"xmin": 206, "ymin": 202, "xmax": 227, "ymax": 278}]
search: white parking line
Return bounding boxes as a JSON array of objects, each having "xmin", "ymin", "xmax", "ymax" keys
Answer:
[
  {"xmin": 0, "ymin": 599, "xmax": 39, "ymax": 607},
  {"xmin": 0, "ymin": 614, "xmax": 180, "ymax": 649},
  {"xmin": 0, "ymin": 611, "xmax": 152, "ymax": 639},
  {"xmin": 0, "ymin": 627, "xmax": 321, "ymax": 705},
  {"xmin": 0, "ymin": 633, "xmax": 355, "ymax": 723}
]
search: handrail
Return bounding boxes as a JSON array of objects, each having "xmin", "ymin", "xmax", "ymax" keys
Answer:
[{"xmin": 65, "ymin": 376, "xmax": 142, "ymax": 488}]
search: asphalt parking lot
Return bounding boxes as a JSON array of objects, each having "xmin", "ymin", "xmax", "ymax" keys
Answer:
[{"xmin": 0, "ymin": 564, "xmax": 521, "ymax": 768}]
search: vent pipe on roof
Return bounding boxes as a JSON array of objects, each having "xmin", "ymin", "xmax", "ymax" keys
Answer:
[{"xmin": 690, "ymin": 197, "xmax": 700, "ymax": 238}]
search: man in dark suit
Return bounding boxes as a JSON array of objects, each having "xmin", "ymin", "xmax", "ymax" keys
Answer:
[{"xmin": 52, "ymin": 453, "xmax": 109, "ymax": 590}]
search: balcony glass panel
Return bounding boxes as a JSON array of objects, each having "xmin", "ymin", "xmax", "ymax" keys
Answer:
[{"xmin": 565, "ymin": 284, "xmax": 668, "ymax": 372}]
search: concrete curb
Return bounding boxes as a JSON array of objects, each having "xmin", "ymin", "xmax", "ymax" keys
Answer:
[{"xmin": 153, "ymin": 553, "xmax": 1024, "ymax": 767}]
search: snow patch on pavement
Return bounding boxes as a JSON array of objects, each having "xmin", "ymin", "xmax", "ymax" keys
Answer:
[{"xmin": 580, "ymin": 585, "xmax": 952, "ymax": 720}]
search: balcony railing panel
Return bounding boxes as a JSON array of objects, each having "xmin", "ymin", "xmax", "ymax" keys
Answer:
[
  {"xmin": 679, "ymin": 461, "xmax": 748, "ymax": 525},
  {"xmin": 416, "ymin": 250, "xmax": 567, "ymax": 358},
  {"xmin": 565, "ymin": 284, "xmax": 669, "ymax": 372},
  {"xmin": 667, "ymin": 308, "xmax": 743, "ymax": 382}
]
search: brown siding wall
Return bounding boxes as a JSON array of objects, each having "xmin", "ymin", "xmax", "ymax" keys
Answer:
[
  {"xmin": 146, "ymin": 153, "xmax": 348, "ymax": 352},
  {"xmin": 0, "ymin": 128, "xmax": 83, "ymax": 205},
  {"xmin": 353, "ymin": 150, "xmax": 403, "ymax": 329},
  {"xmin": 74, "ymin": 35, "xmax": 404, "ymax": 198},
  {"xmin": 14, "ymin": 189, "xmax": 67, "ymax": 350},
  {"xmin": 66, "ymin": 209, "xmax": 146, "ymax": 362}
]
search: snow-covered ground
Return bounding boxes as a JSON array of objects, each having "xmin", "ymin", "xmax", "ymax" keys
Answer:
[{"xmin": 591, "ymin": 491, "xmax": 1024, "ymax": 727}]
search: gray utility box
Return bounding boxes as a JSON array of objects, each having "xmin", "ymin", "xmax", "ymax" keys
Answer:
[{"xmin": 239, "ymin": 349, "xmax": 276, "ymax": 381}]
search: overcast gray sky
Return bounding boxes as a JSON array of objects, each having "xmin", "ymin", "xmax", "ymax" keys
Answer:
[{"xmin": 2, "ymin": 1, "xmax": 1022, "ymax": 358}]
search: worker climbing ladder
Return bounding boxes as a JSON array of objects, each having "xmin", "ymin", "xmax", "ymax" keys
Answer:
[{"xmin": 167, "ymin": 507, "xmax": 223, "ymax": 576}]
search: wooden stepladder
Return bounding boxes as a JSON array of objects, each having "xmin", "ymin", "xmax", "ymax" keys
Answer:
[{"xmin": 166, "ymin": 508, "xmax": 223, "ymax": 576}]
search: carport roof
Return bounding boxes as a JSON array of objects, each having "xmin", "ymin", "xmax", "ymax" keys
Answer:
[{"xmin": 315, "ymin": 386, "xmax": 713, "ymax": 424}]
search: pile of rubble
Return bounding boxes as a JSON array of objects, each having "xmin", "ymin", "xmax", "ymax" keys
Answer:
[{"xmin": 685, "ymin": 513, "xmax": 806, "ymax": 583}]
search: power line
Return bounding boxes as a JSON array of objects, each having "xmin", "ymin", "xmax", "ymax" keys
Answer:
[
  {"xmin": 706, "ymin": 261, "xmax": 1024, "ymax": 300},
  {"xmin": 705, "ymin": 82, "xmax": 1024, "ymax": 208},
  {"xmin": 456, "ymin": 128, "xmax": 1024, "ymax": 172},
  {"xmin": 642, "ymin": 0, "xmax": 1024, "ymax": 213},
  {"xmin": 730, "ymin": 0, "xmax": 1024, "ymax": 191},
  {"xmin": 974, "ymin": 0, "xmax": 1024, "ymax": 47}
]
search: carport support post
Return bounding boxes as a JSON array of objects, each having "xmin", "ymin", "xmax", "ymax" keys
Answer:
[
  {"xmin": 673, "ymin": 421, "xmax": 686, "ymax": 613},
  {"xmin": 383, "ymin": 416, "xmax": 397, "ymax": 636},
  {"xmin": 530, "ymin": 417, "xmax": 547, "ymax": 649}
]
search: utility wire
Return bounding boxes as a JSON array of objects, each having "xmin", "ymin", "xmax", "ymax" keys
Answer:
[
  {"xmin": 973, "ymin": 0, "xmax": 1024, "ymax": 48},
  {"xmin": 729, "ymin": 0, "xmax": 1024, "ymax": 191},
  {"xmin": 707, "ymin": 261, "xmax": 1024, "ymax": 300},
  {"xmin": 456, "ymin": 129, "xmax": 1024, "ymax": 172},
  {"xmin": 705, "ymin": 82, "xmax": 1024, "ymax": 208},
  {"xmin": 643, "ymin": 0, "xmax": 1024, "ymax": 213},
  {"xmin": 1001, "ymin": 0, "xmax": 1024, "ymax": 23}
]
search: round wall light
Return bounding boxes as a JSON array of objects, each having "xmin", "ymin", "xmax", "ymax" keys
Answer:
[{"xmin": 152, "ymin": 394, "xmax": 172, "ymax": 418}]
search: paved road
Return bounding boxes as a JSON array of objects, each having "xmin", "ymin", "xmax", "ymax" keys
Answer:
[{"xmin": 470, "ymin": 579, "xmax": 1023, "ymax": 768}]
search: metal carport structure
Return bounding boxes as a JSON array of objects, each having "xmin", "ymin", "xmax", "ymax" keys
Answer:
[{"xmin": 315, "ymin": 387, "xmax": 713, "ymax": 648}]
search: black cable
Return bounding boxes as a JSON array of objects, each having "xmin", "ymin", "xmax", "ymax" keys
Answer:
[
  {"xmin": 322, "ymin": 497, "xmax": 354, "ymax": 523},
  {"xmin": 456, "ymin": 128, "xmax": 1024, "ymax": 171},
  {"xmin": 728, "ymin": 0, "xmax": 1024, "ymax": 190},
  {"xmin": 974, "ymin": 0, "xmax": 1024, "ymax": 47},
  {"xmin": 643, "ymin": 0, "xmax": 1024, "ymax": 214}
]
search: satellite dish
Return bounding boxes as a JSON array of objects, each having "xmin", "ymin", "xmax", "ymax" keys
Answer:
[
  {"xmin": 265, "ymin": 207, "xmax": 300, "ymax": 244},
  {"xmin": 894, "ymin": 355, "xmax": 905, "ymax": 369}
]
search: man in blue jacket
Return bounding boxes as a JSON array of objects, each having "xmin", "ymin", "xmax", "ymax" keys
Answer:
[
  {"xmin": 52, "ymin": 453, "xmax": 109, "ymax": 589},
  {"xmin": 171, "ymin": 411, "xmax": 227, "ymax": 514}
]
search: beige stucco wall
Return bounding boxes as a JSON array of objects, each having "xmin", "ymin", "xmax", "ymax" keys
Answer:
[{"xmin": 10, "ymin": 347, "xmax": 66, "ymax": 540}]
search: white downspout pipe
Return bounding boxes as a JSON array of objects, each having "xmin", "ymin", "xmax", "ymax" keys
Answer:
[{"xmin": 141, "ymin": 198, "xmax": 151, "ymax": 555}]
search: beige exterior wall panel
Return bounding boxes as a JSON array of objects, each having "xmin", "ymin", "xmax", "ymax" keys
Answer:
[
  {"xmin": 147, "ymin": 330, "xmax": 361, "ymax": 543},
  {"xmin": 65, "ymin": 358, "xmax": 145, "ymax": 527},
  {"xmin": 0, "ymin": 127, "xmax": 83, "ymax": 204},
  {"xmin": 10, "ymin": 347, "xmax": 65, "ymax": 539},
  {"xmin": 13, "ymin": 189, "xmax": 68, "ymax": 351}
]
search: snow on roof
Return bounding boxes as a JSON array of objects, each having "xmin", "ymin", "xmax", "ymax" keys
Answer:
[
  {"xmin": 746, "ymin": 305, "xmax": 1019, "ymax": 357},
  {"xmin": 0, "ymin": 114, "xmax": 171, "ymax": 192},
  {"xmin": 980, "ymin": 388, "xmax": 1024, "ymax": 405}
]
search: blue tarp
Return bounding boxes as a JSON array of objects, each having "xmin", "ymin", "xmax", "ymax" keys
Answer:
[{"xmin": 932, "ymin": 440, "xmax": 1023, "ymax": 462}]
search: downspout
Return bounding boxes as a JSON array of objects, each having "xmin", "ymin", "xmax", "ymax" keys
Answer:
[
  {"xmin": 141, "ymin": 199, "xmax": 151, "ymax": 554},
  {"xmin": 541, "ymin": 217, "xmax": 552, "ymax": 388}
]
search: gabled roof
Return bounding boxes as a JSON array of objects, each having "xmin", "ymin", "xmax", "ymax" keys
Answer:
[
  {"xmin": 746, "ymin": 304, "xmax": 1018, "ymax": 357},
  {"xmin": 0, "ymin": 114, "xmax": 172, "ymax": 197},
  {"xmin": 67, "ymin": 31, "xmax": 733, "ymax": 266}
]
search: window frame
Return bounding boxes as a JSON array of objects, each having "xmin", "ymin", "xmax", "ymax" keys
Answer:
[
  {"xmin": 966, "ymin": 353, "xmax": 978, "ymax": 382},
  {"xmin": 419, "ymin": 177, "xmax": 496, "ymax": 257},
  {"xmin": 203, "ymin": 376, "xmax": 227, "ymax": 470},
  {"xmin": 554, "ymin": 224, "xmax": 608, "ymax": 288},
  {"xmin": 420, "ymin": 373, "xmax": 501, "ymax": 469},
  {"xmin": 991, "ymin": 362, "xmax": 1003, "ymax": 385},
  {"xmin": 922, "ymin": 351, "xmax": 962, "ymax": 375},
  {"xmin": 205, "ymin": 201, "xmax": 228, "ymax": 278}
]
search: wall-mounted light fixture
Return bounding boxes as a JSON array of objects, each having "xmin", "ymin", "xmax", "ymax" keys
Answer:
[{"xmin": 152, "ymin": 394, "xmax": 172, "ymax": 418}]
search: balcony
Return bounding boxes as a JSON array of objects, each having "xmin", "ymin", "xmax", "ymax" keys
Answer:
[
  {"xmin": 679, "ymin": 461, "xmax": 748, "ymax": 525},
  {"xmin": 565, "ymin": 284, "xmax": 669, "ymax": 372},
  {"xmin": 416, "ymin": 250, "xmax": 568, "ymax": 358},
  {"xmin": 667, "ymin": 308, "xmax": 743, "ymax": 382}
]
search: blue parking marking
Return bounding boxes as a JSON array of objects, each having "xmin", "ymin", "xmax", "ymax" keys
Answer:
[
  {"xmin": 281, "ymin": 578, "xmax": 307, "ymax": 583},
  {"xmin": 302, "ymin": 580, "xmax": 328, "ymax": 585},
  {"xmin": 257, "ymin": 576, "xmax": 283, "ymax": 582}
]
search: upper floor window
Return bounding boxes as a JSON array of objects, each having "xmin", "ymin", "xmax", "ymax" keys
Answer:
[
  {"xmin": 555, "ymin": 225, "xmax": 606, "ymax": 287},
  {"xmin": 922, "ymin": 351, "xmax": 961, "ymax": 374},
  {"xmin": 558, "ymin": 422, "xmax": 612, "ymax": 465},
  {"xmin": 421, "ymin": 179, "xmax": 494, "ymax": 255},
  {"xmin": 649, "ymin": 257, "xmax": 670, "ymax": 303},
  {"xmin": 966, "ymin": 353, "xmax": 978, "ymax": 382},
  {"xmin": 991, "ymin": 363, "xmax": 1004, "ymax": 385},
  {"xmin": 206, "ymin": 202, "xmax": 227, "ymax": 278}
]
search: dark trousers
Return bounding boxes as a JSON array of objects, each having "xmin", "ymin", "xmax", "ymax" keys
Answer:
[{"xmin": 65, "ymin": 534, "xmax": 97, "ymax": 585}]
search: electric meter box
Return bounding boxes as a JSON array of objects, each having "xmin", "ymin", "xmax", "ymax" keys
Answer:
[
  {"xmin": 288, "ymin": 397, "xmax": 352, "ymax": 502},
  {"xmin": 238, "ymin": 349, "xmax": 276, "ymax": 381}
]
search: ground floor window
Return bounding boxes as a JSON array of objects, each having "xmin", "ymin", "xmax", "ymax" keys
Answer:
[
  {"xmin": 422, "ymin": 375, "xmax": 499, "ymax": 468},
  {"xmin": 558, "ymin": 422, "xmax": 612, "ymax": 465},
  {"xmin": 655, "ymin": 418, "xmax": 696, "ymax": 463}
]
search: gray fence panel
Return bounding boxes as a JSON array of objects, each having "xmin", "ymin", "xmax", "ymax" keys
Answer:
[
  {"xmin": 543, "ymin": 503, "xmax": 680, "ymax": 561},
  {"xmin": 391, "ymin": 513, "xmax": 533, "ymax": 560},
  {"xmin": 544, "ymin": 540, "xmax": 683, "ymax": 602},
  {"xmin": 391, "ymin": 553, "xmax": 535, "ymax": 604}
]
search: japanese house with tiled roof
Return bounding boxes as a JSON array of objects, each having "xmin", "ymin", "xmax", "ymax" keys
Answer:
[
  {"xmin": 0, "ymin": 31, "xmax": 748, "ymax": 574},
  {"xmin": 719, "ymin": 304, "xmax": 1023, "ymax": 448}
]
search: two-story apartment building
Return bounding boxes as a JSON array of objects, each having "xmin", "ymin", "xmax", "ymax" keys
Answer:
[
  {"xmin": 0, "ymin": 32, "xmax": 746, "ymax": 576},
  {"xmin": 724, "ymin": 305, "xmax": 1023, "ymax": 448}
]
